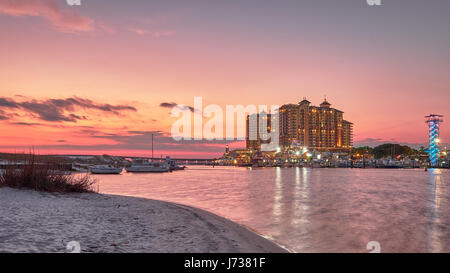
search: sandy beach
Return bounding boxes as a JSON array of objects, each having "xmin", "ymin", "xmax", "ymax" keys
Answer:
[{"xmin": 0, "ymin": 187, "xmax": 287, "ymax": 253}]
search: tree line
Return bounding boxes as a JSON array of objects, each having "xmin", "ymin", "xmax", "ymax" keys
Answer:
[{"xmin": 352, "ymin": 144, "xmax": 427, "ymax": 159}]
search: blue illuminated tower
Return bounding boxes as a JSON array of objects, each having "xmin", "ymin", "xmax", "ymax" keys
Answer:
[{"xmin": 425, "ymin": 114, "xmax": 443, "ymax": 167}]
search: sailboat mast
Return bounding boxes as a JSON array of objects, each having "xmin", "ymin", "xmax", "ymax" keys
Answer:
[{"xmin": 152, "ymin": 133, "xmax": 154, "ymax": 159}]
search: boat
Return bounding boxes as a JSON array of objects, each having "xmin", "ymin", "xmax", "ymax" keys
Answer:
[
  {"xmin": 172, "ymin": 164, "xmax": 186, "ymax": 170},
  {"xmin": 166, "ymin": 156, "xmax": 186, "ymax": 171},
  {"xmin": 71, "ymin": 164, "xmax": 90, "ymax": 172},
  {"xmin": 125, "ymin": 159, "xmax": 170, "ymax": 173},
  {"xmin": 89, "ymin": 165, "xmax": 123, "ymax": 174},
  {"xmin": 383, "ymin": 160, "xmax": 403, "ymax": 169}
]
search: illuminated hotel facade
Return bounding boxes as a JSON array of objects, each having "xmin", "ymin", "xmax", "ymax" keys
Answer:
[
  {"xmin": 246, "ymin": 98, "xmax": 353, "ymax": 152},
  {"xmin": 279, "ymin": 98, "xmax": 352, "ymax": 151}
]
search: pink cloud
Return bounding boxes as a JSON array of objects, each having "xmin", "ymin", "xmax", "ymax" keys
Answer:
[
  {"xmin": 98, "ymin": 21, "xmax": 116, "ymax": 35},
  {"xmin": 128, "ymin": 27, "xmax": 147, "ymax": 36},
  {"xmin": 128, "ymin": 27, "xmax": 175, "ymax": 37},
  {"xmin": 0, "ymin": 0, "xmax": 94, "ymax": 33}
]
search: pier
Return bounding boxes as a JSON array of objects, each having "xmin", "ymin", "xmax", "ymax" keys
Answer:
[{"xmin": 123, "ymin": 157, "xmax": 216, "ymax": 166}]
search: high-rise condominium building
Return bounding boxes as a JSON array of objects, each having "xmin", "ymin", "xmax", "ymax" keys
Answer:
[
  {"xmin": 246, "ymin": 112, "xmax": 272, "ymax": 152},
  {"xmin": 279, "ymin": 98, "xmax": 352, "ymax": 151}
]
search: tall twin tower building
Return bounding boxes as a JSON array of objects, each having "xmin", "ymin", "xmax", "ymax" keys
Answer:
[{"xmin": 246, "ymin": 98, "xmax": 353, "ymax": 152}]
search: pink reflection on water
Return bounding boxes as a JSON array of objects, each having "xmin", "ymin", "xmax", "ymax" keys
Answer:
[{"xmin": 94, "ymin": 166, "xmax": 450, "ymax": 253}]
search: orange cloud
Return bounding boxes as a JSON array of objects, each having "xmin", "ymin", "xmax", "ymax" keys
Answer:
[{"xmin": 0, "ymin": 0, "xmax": 94, "ymax": 33}]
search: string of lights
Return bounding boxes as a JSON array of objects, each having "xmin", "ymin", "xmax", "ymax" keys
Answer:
[{"xmin": 425, "ymin": 114, "xmax": 444, "ymax": 167}]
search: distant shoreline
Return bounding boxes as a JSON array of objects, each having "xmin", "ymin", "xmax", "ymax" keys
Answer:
[{"xmin": 0, "ymin": 187, "xmax": 287, "ymax": 253}]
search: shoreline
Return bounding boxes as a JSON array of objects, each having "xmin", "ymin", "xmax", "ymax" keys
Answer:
[{"xmin": 0, "ymin": 187, "xmax": 287, "ymax": 253}]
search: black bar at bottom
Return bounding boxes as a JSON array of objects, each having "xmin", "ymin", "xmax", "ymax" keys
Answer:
[{"xmin": 0, "ymin": 253, "xmax": 447, "ymax": 272}]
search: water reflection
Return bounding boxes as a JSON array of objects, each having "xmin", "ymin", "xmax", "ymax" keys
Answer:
[
  {"xmin": 95, "ymin": 167, "xmax": 450, "ymax": 252},
  {"xmin": 272, "ymin": 167, "xmax": 282, "ymax": 224},
  {"xmin": 293, "ymin": 168, "xmax": 301, "ymax": 221},
  {"xmin": 428, "ymin": 169, "xmax": 446, "ymax": 252}
]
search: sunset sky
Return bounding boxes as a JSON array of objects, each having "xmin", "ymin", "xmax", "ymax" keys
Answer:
[{"xmin": 0, "ymin": 0, "xmax": 449, "ymax": 158}]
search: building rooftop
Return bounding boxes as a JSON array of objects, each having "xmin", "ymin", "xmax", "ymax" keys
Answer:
[
  {"xmin": 299, "ymin": 97, "xmax": 311, "ymax": 105},
  {"xmin": 320, "ymin": 99, "xmax": 331, "ymax": 108}
]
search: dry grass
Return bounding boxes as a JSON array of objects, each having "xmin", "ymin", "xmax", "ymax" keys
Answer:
[{"xmin": 0, "ymin": 153, "xmax": 96, "ymax": 193}]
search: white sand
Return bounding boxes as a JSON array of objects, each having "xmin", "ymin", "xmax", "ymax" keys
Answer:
[{"xmin": 0, "ymin": 187, "xmax": 287, "ymax": 253}]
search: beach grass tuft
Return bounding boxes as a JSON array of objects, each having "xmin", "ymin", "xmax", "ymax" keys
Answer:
[{"xmin": 0, "ymin": 152, "xmax": 96, "ymax": 193}]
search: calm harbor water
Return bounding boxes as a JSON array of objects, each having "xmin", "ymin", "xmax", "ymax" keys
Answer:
[{"xmin": 94, "ymin": 167, "xmax": 449, "ymax": 253}]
